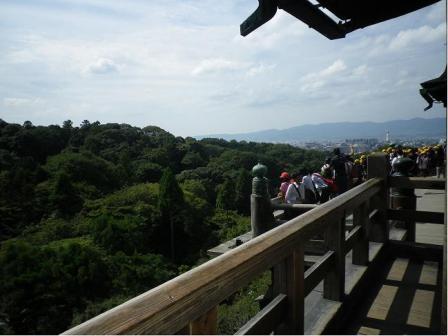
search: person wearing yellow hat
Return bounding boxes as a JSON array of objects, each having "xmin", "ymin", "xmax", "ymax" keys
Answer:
[{"xmin": 417, "ymin": 150, "xmax": 429, "ymax": 176}]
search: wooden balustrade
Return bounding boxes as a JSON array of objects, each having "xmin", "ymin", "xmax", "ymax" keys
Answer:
[
  {"xmin": 63, "ymin": 153, "xmax": 445, "ymax": 335},
  {"xmin": 63, "ymin": 177, "xmax": 382, "ymax": 335}
]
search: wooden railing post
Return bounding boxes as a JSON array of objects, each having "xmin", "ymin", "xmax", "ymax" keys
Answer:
[
  {"xmin": 190, "ymin": 306, "xmax": 218, "ymax": 335},
  {"xmin": 272, "ymin": 246, "xmax": 305, "ymax": 334},
  {"xmin": 390, "ymin": 157, "xmax": 417, "ymax": 242},
  {"xmin": 367, "ymin": 153, "xmax": 389, "ymax": 242},
  {"xmin": 251, "ymin": 163, "xmax": 275, "ymax": 237},
  {"xmin": 324, "ymin": 212, "xmax": 345, "ymax": 301},
  {"xmin": 352, "ymin": 201, "xmax": 369, "ymax": 265}
]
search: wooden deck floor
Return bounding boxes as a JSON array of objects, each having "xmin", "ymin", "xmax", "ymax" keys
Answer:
[
  {"xmin": 342, "ymin": 256, "xmax": 442, "ymax": 335},
  {"xmin": 341, "ymin": 187, "xmax": 445, "ymax": 335}
]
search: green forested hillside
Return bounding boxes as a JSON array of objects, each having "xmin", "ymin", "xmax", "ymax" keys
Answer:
[{"xmin": 0, "ymin": 119, "xmax": 327, "ymax": 334}]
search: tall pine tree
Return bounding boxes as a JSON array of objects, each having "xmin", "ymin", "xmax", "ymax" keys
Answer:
[
  {"xmin": 234, "ymin": 169, "xmax": 252, "ymax": 215},
  {"xmin": 158, "ymin": 168, "xmax": 184, "ymax": 261},
  {"xmin": 216, "ymin": 179, "xmax": 236, "ymax": 210}
]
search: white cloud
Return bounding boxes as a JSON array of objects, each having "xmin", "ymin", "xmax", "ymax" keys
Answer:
[
  {"xmin": 246, "ymin": 63, "xmax": 276, "ymax": 77},
  {"xmin": 301, "ymin": 59, "xmax": 347, "ymax": 92},
  {"xmin": 191, "ymin": 58, "xmax": 249, "ymax": 75},
  {"xmin": 320, "ymin": 59, "xmax": 347, "ymax": 76},
  {"xmin": 3, "ymin": 97, "xmax": 45, "ymax": 107},
  {"xmin": 85, "ymin": 58, "xmax": 119, "ymax": 74},
  {"xmin": 389, "ymin": 23, "xmax": 445, "ymax": 50},
  {"xmin": 352, "ymin": 65, "xmax": 368, "ymax": 77}
]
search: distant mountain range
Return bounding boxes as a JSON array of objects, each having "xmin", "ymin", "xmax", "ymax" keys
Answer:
[{"xmin": 195, "ymin": 117, "xmax": 446, "ymax": 143}]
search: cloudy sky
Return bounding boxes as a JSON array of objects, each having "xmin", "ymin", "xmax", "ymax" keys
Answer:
[{"xmin": 0, "ymin": 0, "xmax": 446, "ymax": 137}]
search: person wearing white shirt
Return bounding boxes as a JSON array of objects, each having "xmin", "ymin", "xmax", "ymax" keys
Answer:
[
  {"xmin": 285, "ymin": 174, "xmax": 303, "ymax": 204},
  {"xmin": 301, "ymin": 171, "xmax": 317, "ymax": 203}
]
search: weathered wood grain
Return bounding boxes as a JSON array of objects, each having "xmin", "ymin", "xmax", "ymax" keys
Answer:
[
  {"xmin": 190, "ymin": 306, "xmax": 217, "ymax": 335},
  {"xmin": 352, "ymin": 201, "xmax": 369, "ymax": 265},
  {"xmin": 304, "ymin": 251, "xmax": 335, "ymax": 296},
  {"xmin": 344, "ymin": 225, "xmax": 362, "ymax": 256},
  {"xmin": 236, "ymin": 294, "xmax": 287, "ymax": 335},
  {"xmin": 324, "ymin": 212, "xmax": 345, "ymax": 302},
  {"xmin": 367, "ymin": 154, "xmax": 389, "ymax": 243}
]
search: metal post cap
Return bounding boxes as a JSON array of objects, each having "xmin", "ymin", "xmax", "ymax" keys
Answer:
[
  {"xmin": 392, "ymin": 157, "xmax": 414, "ymax": 176},
  {"xmin": 252, "ymin": 162, "xmax": 267, "ymax": 178}
]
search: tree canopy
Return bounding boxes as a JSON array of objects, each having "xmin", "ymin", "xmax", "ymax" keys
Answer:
[{"xmin": 0, "ymin": 119, "xmax": 328, "ymax": 333}]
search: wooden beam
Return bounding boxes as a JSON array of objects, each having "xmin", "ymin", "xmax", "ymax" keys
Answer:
[
  {"xmin": 344, "ymin": 225, "xmax": 362, "ymax": 255},
  {"xmin": 352, "ymin": 201, "xmax": 369, "ymax": 266},
  {"xmin": 387, "ymin": 209, "xmax": 445, "ymax": 224},
  {"xmin": 389, "ymin": 176, "xmax": 446, "ymax": 190},
  {"xmin": 388, "ymin": 240, "xmax": 443, "ymax": 262},
  {"xmin": 324, "ymin": 213, "xmax": 345, "ymax": 301},
  {"xmin": 271, "ymin": 203, "xmax": 318, "ymax": 211},
  {"xmin": 236, "ymin": 294, "xmax": 287, "ymax": 335},
  {"xmin": 304, "ymin": 251, "xmax": 335, "ymax": 296}
]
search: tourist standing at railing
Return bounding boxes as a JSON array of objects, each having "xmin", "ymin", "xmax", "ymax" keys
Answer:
[
  {"xmin": 417, "ymin": 151, "xmax": 430, "ymax": 176},
  {"xmin": 330, "ymin": 148, "xmax": 348, "ymax": 195},
  {"xmin": 285, "ymin": 172, "xmax": 303, "ymax": 204},
  {"xmin": 312, "ymin": 172, "xmax": 331, "ymax": 203},
  {"xmin": 435, "ymin": 145, "xmax": 445, "ymax": 178},
  {"xmin": 321, "ymin": 157, "xmax": 332, "ymax": 179},
  {"xmin": 351, "ymin": 159, "xmax": 363, "ymax": 187},
  {"xmin": 408, "ymin": 148, "xmax": 419, "ymax": 176},
  {"xmin": 391, "ymin": 146, "xmax": 404, "ymax": 174},
  {"xmin": 278, "ymin": 171, "xmax": 291, "ymax": 201},
  {"xmin": 427, "ymin": 147, "xmax": 436, "ymax": 175},
  {"xmin": 301, "ymin": 169, "xmax": 318, "ymax": 203}
]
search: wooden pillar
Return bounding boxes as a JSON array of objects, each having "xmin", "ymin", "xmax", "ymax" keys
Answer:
[
  {"xmin": 390, "ymin": 157, "xmax": 417, "ymax": 242},
  {"xmin": 251, "ymin": 163, "xmax": 275, "ymax": 237},
  {"xmin": 352, "ymin": 201, "xmax": 369, "ymax": 266},
  {"xmin": 273, "ymin": 246, "xmax": 305, "ymax": 334},
  {"xmin": 190, "ymin": 306, "xmax": 218, "ymax": 335},
  {"xmin": 367, "ymin": 153, "xmax": 389, "ymax": 242},
  {"xmin": 324, "ymin": 212, "xmax": 345, "ymax": 301}
]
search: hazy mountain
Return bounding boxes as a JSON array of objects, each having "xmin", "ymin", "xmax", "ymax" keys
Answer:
[{"xmin": 196, "ymin": 117, "xmax": 446, "ymax": 142}]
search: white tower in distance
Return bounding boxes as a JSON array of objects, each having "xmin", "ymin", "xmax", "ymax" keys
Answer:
[{"xmin": 386, "ymin": 131, "xmax": 390, "ymax": 143}]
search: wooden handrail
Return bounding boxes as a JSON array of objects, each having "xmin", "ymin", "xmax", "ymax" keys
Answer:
[
  {"xmin": 63, "ymin": 178, "xmax": 382, "ymax": 335},
  {"xmin": 389, "ymin": 176, "xmax": 446, "ymax": 190}
]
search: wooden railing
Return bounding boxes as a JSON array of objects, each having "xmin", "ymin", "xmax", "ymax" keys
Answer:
[{"xmin": 63, "ymin": 154, "xmax": 445, "ymax": 335}]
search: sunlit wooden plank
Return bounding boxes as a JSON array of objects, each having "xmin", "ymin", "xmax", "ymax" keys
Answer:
[
  {"xmin": 386, "ymin": 258, "xmax": 409, "ymax": 282},
  {"xmin": 407, "ymin": 289, "xmax": 434, "ymax": 328},
  {"xmin": 358, "ymin": 326, "xmax": 380, "ymax": 335},
  {"xmin": 367, "ymin": 285, "xmax": 398, "ymax": 320},
  {"xmin": 419, "ymin": 262, "xmax": 438, "ymax": 286}
]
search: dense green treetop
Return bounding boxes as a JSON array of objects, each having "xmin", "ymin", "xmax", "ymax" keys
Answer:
[{"xmin": 0, "ymin": 119, "xmax": 328, "ymax": 334}]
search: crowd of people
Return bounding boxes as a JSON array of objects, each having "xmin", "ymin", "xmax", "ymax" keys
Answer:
[
  {"xmin": 383, "ymin": 144, "xmax": 446, "ymax": 178},
  {"xmin": 278, "ymin": 148, "xmax": 367, "ymax": 204},
  {"xmin": 277, "ymin": 143, "xmax": 446, "ymax": 205}
]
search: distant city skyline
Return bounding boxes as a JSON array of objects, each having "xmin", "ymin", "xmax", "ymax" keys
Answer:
[{"xmin": 0, "ymin": 1, "xmax": 446, "ymax": 137}]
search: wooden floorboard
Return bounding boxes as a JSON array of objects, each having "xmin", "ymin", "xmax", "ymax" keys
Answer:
[{"xmin": 341, "ymin": 256, "xmax": 442, "ymax": 335}]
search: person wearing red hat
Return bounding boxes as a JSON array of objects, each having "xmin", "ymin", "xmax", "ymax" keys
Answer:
[{"xmin": 278, "ymin": 172, "xmax": 291, "ymax": 201}]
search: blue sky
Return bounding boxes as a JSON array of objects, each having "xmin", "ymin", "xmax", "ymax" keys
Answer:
[{"xmin": 0, "ymin": 0, "xmax": 446, "ymax": 137}]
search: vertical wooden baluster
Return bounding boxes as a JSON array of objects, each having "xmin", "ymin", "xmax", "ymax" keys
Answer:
[
  {"xmin": 324, "ymin": 212, "xmax": 345, "ymax": 301},
  {"xmin": 367, "ymin": 153, "xmax": 389, "ymax": 242},
  {"xmin": 352, "ymin": 201, "xmax": 369, "ymax": 266},
  {"xmin": 190, "ymin": 306, "xmax": 218, "ymax": 335},
  {"xmin": 286, "ymin": 245, "xmax": 305, "ymax": 334},
  {"xmin": 272, "ymin": 245, "xmax": 305, "ymax": 334}
]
